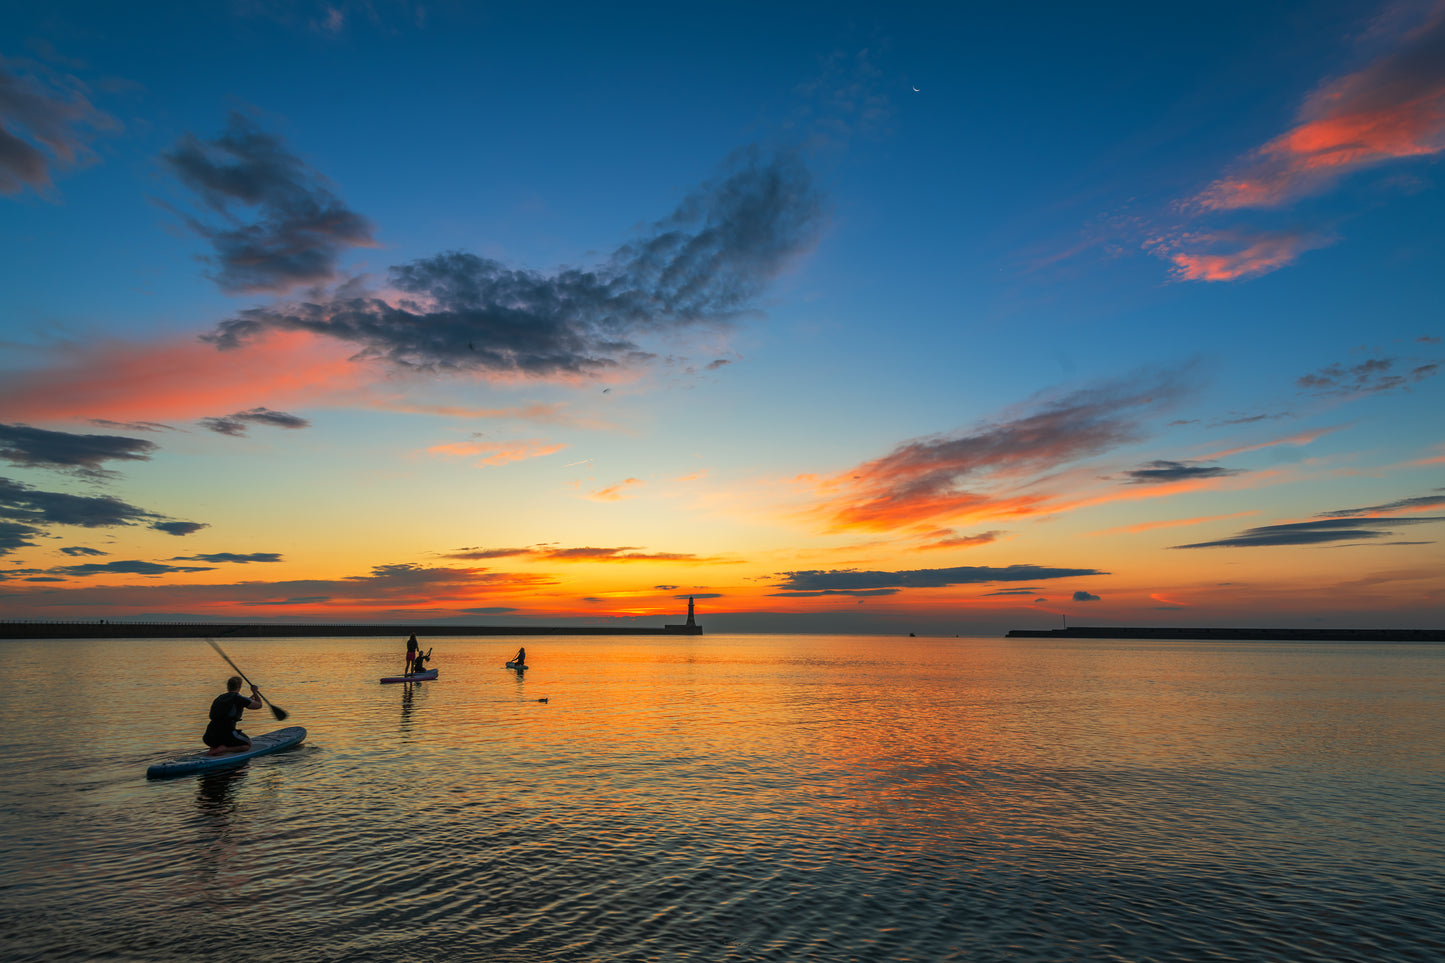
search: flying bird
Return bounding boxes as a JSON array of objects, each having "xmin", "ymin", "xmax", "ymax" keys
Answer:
[{"xmin": 602, "ymin": 388, "xmax": 611, "ymax": 393}]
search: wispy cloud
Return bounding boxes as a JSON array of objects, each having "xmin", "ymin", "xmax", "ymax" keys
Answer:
[
  {"xmin": 1156, "ymin": 229, "xmax": 1335, "ymax": 282},
  {"xmin": 163, "ymin": 111, "xmax": 376, "ymax": 294},
  {"xmin": 443, "ymin": 544, "xmax": 725, "ymax": 564},
  {"xmin": 1297, "ymin": 357, "xmax": 1439, "ymax": 396},
  {"xmin": 770, "ymin": 564, "xmax": 1107, "ymax": 597},
  {"xmin": 0, "ymin": 55, "xmax": 119, "ymax": 197},
  {"xmin": 1172, "ymin": 515, "xmax": 1445, "ymax": 548},
  {"xmin": 1316, "ymin": 491, "xmax": 1445, "ymax": 517},
  {"xmin": 53, "ymin": 559, "xmax": 216, "ymax": 577},
  {"xmin": 204, "ymin": 147, "xmax": 823, "ymax": 376},
  {"xmin": 1089, "ymin": 510, "xmax": 1259, "ymax": 537},
  {"xmin": 427, "ymin": 439, "xmax": 566, "ymax": 467},
  {"xmin": 170, "ymin": 552, "xmax": 284, "ymax": 563},
  {"xmin": 0, "ymin": 475, "xmax": 204, "ymax": 552},
  {"xmin": 918, "ymin": 529, "xmax": 1003, "ymax": 550},
  {"xmin": 1199, "ymin": 427, "xmax": 1338, "ymax": 460},
  {"xmin": 811, "ymin": 370, "xmax": 1193, "ymax": 532},
  {"xmin": 1148, "ymin": 5, "xmax": 1445, "ymax": 281},
  {"xmin": 199, "ymin": 406, "xmax": 311, "ymax": 436},
  {"xmin": 1194, "ymin": 6, "xmax": 1445, "ymax": 211},
  {"xmin": 0, "ymin": 423, "xmax": 157, "ymax": 478},
  {"xmin": 1121, "ymin": 459, "xmax": 1245, "ymax": 485},
  {"xmin": 0, "ymin": 331, "xmax": 368, "ymax": 424},
  {"xmin": 790, "ymin": 47, "xmax": 894, "ymax": 151},
  {"xmin": 89, "ymin": 419, "xmax": 176, "ymax": 433},
  {"xmin": 0, "ymin": 562, "xmax": 555, "ymax": 615},
  {"xmin": 588, "ymin": 478, "xmax": 644, "ymax": 502}
]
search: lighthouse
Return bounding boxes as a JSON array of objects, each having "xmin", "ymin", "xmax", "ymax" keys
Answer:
[{"xmin": 665, "ymin": 595, "xmax": 703, "ymax": 634}]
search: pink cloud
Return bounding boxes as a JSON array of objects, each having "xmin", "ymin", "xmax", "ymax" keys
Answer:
[
  {"xmin": 0, "ymin": 330, "xmax": 368, "ymax": 423},
  {"xmin": 1161, "ymin": 229, "xmax": 1334, "ymax": 282},
  {"xmin": 1196, "ymin": 6, "xmax": 1445, "ymax": 211},
  {"xmin": 427, "ymin": 439, "xmax": 566, "ymax": 466}
]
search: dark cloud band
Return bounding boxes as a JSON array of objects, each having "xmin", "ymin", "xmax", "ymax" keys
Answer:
[
  {"xmin": 204, "ymin": 148, "xmax": 822, "ymax": 376},
  {"xmin": 0, "ymin": 423, "xmax": 157, "ymax": 476},
  {"xmin": 164, "ymin": 112, "xmax": 375, "ymax": 293},
  {"xmin": 1172, "ymin": 516, "xmax": 1445, "ymax": 548},
  {"xmin": 1122, "ymin": 460, "xmax": 1242, "ymax": 485},
  {"xmin": 199, "ymin": 407, "xmax": 311, "ymax": 436},
  {"xmin": 773, "ymin": 564, "xmax": 1107, "ymax": 593}
]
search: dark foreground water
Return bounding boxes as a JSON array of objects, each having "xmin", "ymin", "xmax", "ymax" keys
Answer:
[{"xmin": 1, "ymin": 634, "xmax": 1442, "ymax": 962}]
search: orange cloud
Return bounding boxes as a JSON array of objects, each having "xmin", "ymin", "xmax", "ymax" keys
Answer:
[
  {"xmin": 806, "ymin": 374, "xmax": 1191, "ymax": 533},
  {"xmin": 443, "ymin": 544, "xmax": 729, "ymax": 565},
  {"xmin": 918, "ymin": 529, "xmax": 1004, "ymax": 550},
  {"xmin": 427, "ymin": 439, "xmax": 566, "ymax": 466},
  {"xmin": 376, "ymin": 399, "xmax": 604, "ymax": 428},
  {"xmin": 1199, "ymin": 427, "xmax": 1339, "ymax": 460},
  {"xmin": 0, "ymin": 330, "xmax": 369, "ymax": 423},
  {"xmin": 1195, "ymin": 8, "xmax": 1445, "ymax": 210},
  {"xmin": 588, "ymin": 478, "xmax": 644, "ymax": 501}
]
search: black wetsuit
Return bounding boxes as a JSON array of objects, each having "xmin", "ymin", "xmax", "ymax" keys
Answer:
[{"xmin": 203, "ymin": 692, "xmax": 253, "ymax": 748}]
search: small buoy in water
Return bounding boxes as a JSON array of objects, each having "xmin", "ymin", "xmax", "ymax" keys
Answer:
[{"xmin": 538, "ymin": 698, "xmax": 549, "ymax": 703}]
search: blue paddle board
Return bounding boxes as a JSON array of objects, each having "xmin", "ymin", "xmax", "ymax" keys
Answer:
[
  {"xmin": 381, "ymin": 668, "xmax": 438, "ymax": 683},
  {"xmin": 146, "ymin": 726, "xmax": 306, "ymax": 779}
]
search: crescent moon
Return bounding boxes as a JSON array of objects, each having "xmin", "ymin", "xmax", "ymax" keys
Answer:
[{"xmin": 912, "ymin": 86, "xmax": 920, "ymax": 92}]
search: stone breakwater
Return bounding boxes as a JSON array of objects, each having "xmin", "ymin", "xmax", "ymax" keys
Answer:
[
  {"xmin": 1006, "ymin": 625, "xmax": 1442, "ymax": 642},
  {"xmin": 0, "ymin": 621, "xmax": 704, "ymax": 640}
]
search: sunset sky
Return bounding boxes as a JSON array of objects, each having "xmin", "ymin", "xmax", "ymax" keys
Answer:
[{"xmin": 2, "ymin": 0, "xmax": 1441, "ymax": 633}]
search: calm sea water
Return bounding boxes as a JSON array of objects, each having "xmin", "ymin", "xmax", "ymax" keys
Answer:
[{"xmin": 0, "ymin": 634, "xmax": 1441, "ymax": 962}]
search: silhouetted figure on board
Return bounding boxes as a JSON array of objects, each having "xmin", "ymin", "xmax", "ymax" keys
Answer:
[{"xmin": 203, "ymin": 676, "xmax": 262, "ymax": 755}]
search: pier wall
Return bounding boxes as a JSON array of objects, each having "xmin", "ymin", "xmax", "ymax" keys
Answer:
[
  {"xmin": 0, "ymin": 622, "xmax": 704, "ymax": 640},
  {"xmin": 1005, "ymin": 626, "xmax": 1442, "ymax": 642}
]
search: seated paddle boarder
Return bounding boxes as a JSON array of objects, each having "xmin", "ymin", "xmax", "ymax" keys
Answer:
[
  {"xmin": 511, "ymin": 646, "xmax": 526, "ymax": 667},
  {"xmin": 203, "ymin": 676, "xmax": 263, "ymax": 756},
  {"xmin": 409, "ymin": 649, "xmax": 431, "ymax": 676}
]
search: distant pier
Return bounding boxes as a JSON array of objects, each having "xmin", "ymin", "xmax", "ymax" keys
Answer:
[
  {"xmin": 0, "ymin": 621, "xmax": 705, "ymax": 640},
  {"xmin": 0, "ymin": 596, "xmax": 708, "ymax": 641},
  {"xmin": 1006, "ymin": 626, "xmax": 1442, "ymax": 642}
]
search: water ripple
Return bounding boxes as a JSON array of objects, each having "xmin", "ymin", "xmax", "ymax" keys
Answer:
[{"xmin": 1, "ymin": 635, "xmax": 1443, "ymax": 961}]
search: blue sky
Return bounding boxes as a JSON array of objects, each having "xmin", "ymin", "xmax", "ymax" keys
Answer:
[{"xmin": 1, "ymin": 0, "xmax": 1441, "ymax": 632}]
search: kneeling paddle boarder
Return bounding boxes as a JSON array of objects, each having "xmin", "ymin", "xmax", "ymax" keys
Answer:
[{"xmin": 204, "ymin": 675, "xmax": 263, "ymax": 755}]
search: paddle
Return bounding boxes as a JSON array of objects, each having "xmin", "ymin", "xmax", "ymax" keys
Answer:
[{"xmin": 205, "ymin": 638, "xmax": 290, "ymax": 722}]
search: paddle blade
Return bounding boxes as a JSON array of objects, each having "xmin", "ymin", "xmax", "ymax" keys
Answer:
[{"xmin": 270, "ymin": 704, "xmax": 290, "ymax": 722}]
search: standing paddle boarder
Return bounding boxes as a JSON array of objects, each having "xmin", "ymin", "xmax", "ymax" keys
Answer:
[
  {"xmin": 405, "ymin": 633, "xmax": 420, "ymax": 675},
  {"xmin": 203, "ymin": 676, "xmax": 263, "ymax": 755}
]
